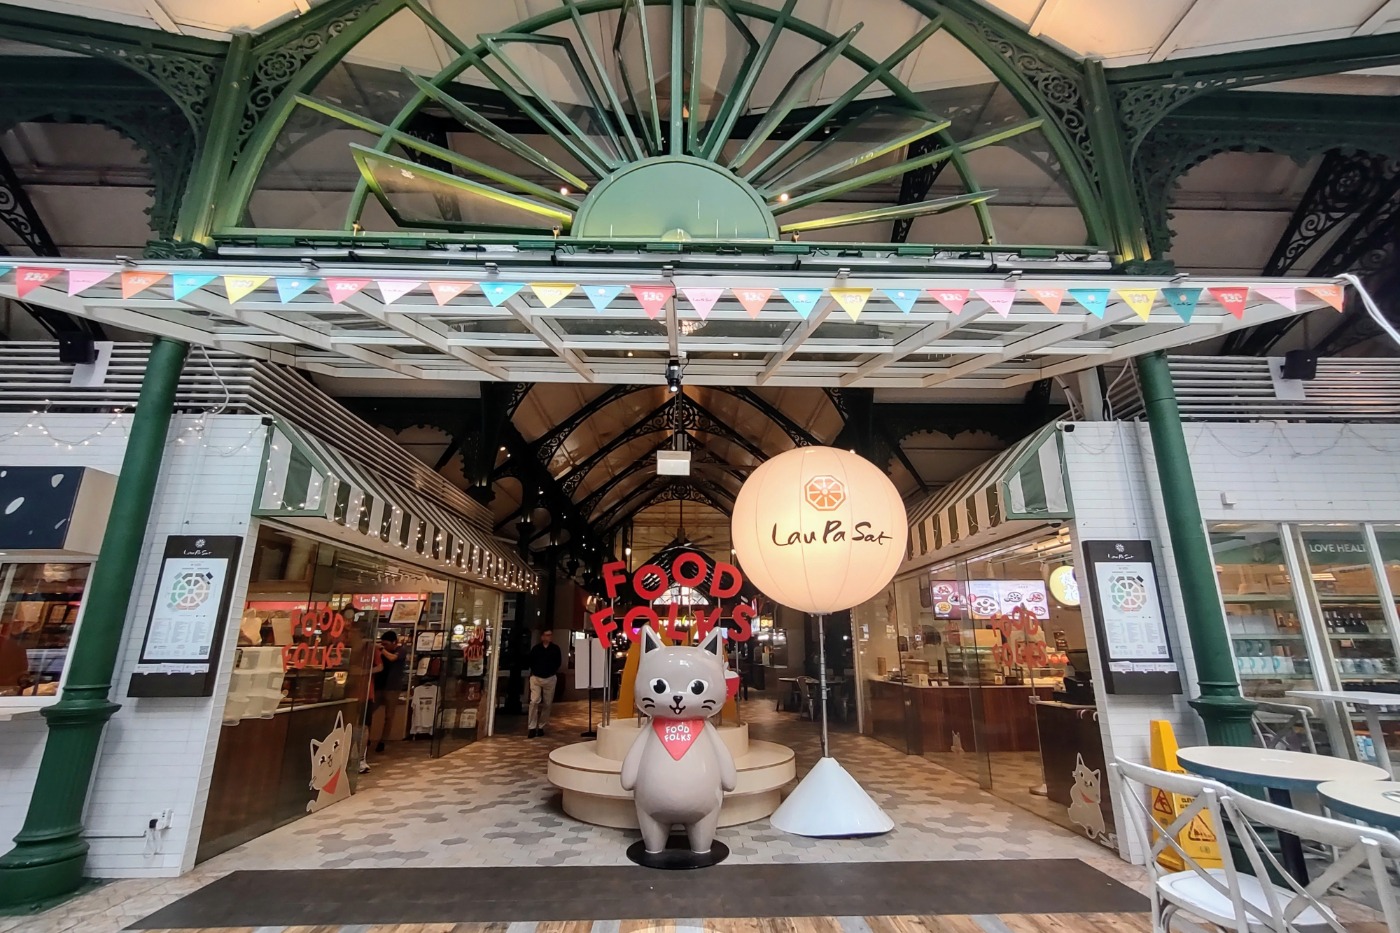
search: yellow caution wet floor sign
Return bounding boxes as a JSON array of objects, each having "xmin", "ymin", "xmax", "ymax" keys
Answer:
[{"xmin": 1149, "ymin": 720, "xmax": 1223, "ymax": 870}]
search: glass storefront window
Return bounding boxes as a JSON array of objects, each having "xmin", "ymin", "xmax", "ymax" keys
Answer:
[
  {"xmin": 0, "ymin": 562, "xmax": 90, "ymax": 697},
  {"xmin": 1298, "ymin": 526, "xmax": 1400, "ymax": 691},
  {"xmin": 1208, "ymin": 523, "xmax": 1315, "ymax": 699}
]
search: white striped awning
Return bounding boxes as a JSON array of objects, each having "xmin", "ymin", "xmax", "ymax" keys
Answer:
[
  {"xmin": 905, "ymin": 423, "xmax": 1069, "ymax": 562},
  {"xmin": 254, "ymin": 420, "xmax": 535, "ymax": 592}
]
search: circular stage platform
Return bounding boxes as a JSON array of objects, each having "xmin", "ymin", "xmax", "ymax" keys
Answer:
[{"xmin": 547, "ymin": 721, "xmax": 796, "ymax": 829}]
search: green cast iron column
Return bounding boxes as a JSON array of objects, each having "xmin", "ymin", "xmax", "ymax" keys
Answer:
[
  {"xmin": 1136, "ymin": 350, "xmax": 1254, "ymax": 746},
  {"xmin": 0, "ymin": 337, "xmax": 189, "ymax": 908}
]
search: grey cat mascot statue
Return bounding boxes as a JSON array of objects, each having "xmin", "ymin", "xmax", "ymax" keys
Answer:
[{"xmin": 620, "ymin": 625, "xmax": 738, "ymax": 854}]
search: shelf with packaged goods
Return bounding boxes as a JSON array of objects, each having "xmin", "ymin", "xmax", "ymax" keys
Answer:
[
  {"xmin": 1238, "ymin": 672, "xmax": 1313, "ymax": 681},
  {"xmin": 1223, "ymin": 594, "xmax": 1298, "ymax": 603},
  {"xmin": 1328, "ymin": 633, "xmax": 1395, "ymax": 641},
  {"xmin": 1318, "ymin": 595, "xmax": 1385, "ymax": 604},
  {"xmin": 1339, "ymin": 675, "xmax": 1400, "ymax": 683},
  {"xmin": 1229, "ymin": 633, "xmax": 1304, "ymax": 640}
]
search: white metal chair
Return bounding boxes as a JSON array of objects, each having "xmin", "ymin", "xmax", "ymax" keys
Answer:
[
  {"xmin": 1113, "ymin": 758, "xmax": 1286, "ymax": 933},
  {"xmin": 1252, "ymin": 701, "xmax": 1321, "ymax": 755},
  {"xmin": 1223, "ymin": 788, "xmax": 1400, "ymax": 933}
]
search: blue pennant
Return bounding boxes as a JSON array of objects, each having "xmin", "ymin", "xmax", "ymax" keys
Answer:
[
  {"xmin": 781, "ymin": 288, "xmax": 824, "ymax": 320},
  {"xmin": 171, "ymin": 273, "xmax": 216, "ymax": 301},
  {"xmin": 484, "ymin": 281, "xmax": 525, "ymax": 307},
  {"xmin": 1162, "ymin": 287, "xmax": 1203, "ymax": 323},
  {"xmin": 585, "ymin": 284, "xmax": 624, "ymax": 311},
  {"xmin": 276, "ymin": 277, "xmax": 316, "ymax": 303},
  {"xmin": 0, "ymin": 265, "xmax": 12, "ymax": 280},
  {"xmin": 881, "ymin": 288, "xmax": 919, "ymax": 314},
  {"xmin": 1068, "ymin": 288, "xmax": 1110, "ymax": 318}
]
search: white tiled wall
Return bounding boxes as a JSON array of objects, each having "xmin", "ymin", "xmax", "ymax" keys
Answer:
[
  {"xmin": 0, "ymin": 413, "xmax": 265, "ymax": 877},
  {"xmin": 1062, "ymin": 420, "xmax": 1400, "ymax": 861}
]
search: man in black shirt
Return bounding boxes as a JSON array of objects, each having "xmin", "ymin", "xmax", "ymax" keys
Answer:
[{"xmin": 526, "ymin": 629, "xmax": 562, "ymax": 737}]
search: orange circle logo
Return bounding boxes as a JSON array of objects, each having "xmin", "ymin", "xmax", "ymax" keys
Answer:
[{"xmin": 804, "ymin": 475, "xmax": 846, "ymax": 511}]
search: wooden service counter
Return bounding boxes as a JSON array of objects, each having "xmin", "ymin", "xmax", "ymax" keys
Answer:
[{"xmin": 868, "ymin": 680, "xmax": 1053, "ymax": 755}]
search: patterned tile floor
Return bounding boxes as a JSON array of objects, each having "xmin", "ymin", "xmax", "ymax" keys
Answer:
[{"xmin": 1, "ymin": 696, "xmax": 1145, "ymax": 933}]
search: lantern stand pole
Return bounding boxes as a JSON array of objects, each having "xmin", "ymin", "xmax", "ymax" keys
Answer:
[
  {"xmin": 582, "ymin": 629, "xmax": 597, "ymax": 739},
  {"xmin": 817, "ymin": 613, "xmax": 829, "ymax": 759}
]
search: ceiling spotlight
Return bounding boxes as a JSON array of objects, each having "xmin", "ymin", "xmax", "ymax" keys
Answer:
[
  {"xmin": 560, "ymin": 186, "xmax": 570, "ymax": 195},
  {"xmin": 778, "ymin": 192, "xmax": 790, "ymax": 203},
  {"xmin": 666, "ymin": 358, "xmax": 682, "ymax": 393}
]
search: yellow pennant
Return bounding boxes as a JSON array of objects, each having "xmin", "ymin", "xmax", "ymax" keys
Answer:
[
  {"xmin": 1117, "ymin": 288, "xmax": 1159, "ymax": 321},
  {"xmin": 224, "ymin": 275, "xmax": 270, "ymax": 304},
  {"xmin": 530, "ymin": 283, "xmax": 576, "ymax": 308},
  {"xmin": 830, "ymin": 287, "xmax": 873, "ymax": 322}
]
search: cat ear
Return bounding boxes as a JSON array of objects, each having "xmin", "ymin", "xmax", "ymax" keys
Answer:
[
  {"xmin": 641, "ymin": 625, "xmax": 664, "ymax": 653},
  {"xmin": 699, "ymin": 627, "xmax": 723, "ymax": 656},
  {"xmin": 1075, "ymin": 752, "xmax": 1086, "ymax": 769},
  {"xmin": 310, "ymin": 738, "xmax": 322, "ymax": 756},
  {"xmin": 333, "ymin": 711, "xmax": 344, "ymax": 731}
]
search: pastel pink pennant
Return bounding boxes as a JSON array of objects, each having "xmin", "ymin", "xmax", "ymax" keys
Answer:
[
  {"xmin": 681, "ymin": 287, "xmax": 724, "ymax": 320},
  {"xmin": 1254, "ymin": 286, "xmax": 1297, "ymax": 311},
  {"xmin": 67, "ymin": 268, "xmax": 115, "ymax": 296},
  {"xmin": 929, "ymin": 288, "xmax": 969, "ymax": 314},
  {"xmin": 976, "ymin": 288, "xmax": 1017, "ymax": 318},
  {"xmin": 377, "ymin": 280, "xmax": 422, "ymax": 305}
]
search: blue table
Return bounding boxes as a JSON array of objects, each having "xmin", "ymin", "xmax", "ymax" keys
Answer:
[
  {"xmin": 1318, "ymin": 780, "xmax": 1400, "ymax": 833},
  {"xmin": 1177, "ymin": 746, "xmax": 1387, "ymax": 883}
]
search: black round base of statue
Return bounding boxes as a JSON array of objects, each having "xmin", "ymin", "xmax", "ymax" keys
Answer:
[{"xmin": 626, "ymin": 836, "xmax": 730, "ymax": 869}]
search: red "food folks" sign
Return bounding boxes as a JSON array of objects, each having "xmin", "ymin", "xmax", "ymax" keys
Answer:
[{"xmin": 588, "ymin": 552, "xmax": 756, "ymax": 643}]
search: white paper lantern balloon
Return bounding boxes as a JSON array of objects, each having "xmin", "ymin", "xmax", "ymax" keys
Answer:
[{"xmin": 731, "ymin": 446, "xmax": 908, "ymax": 614}]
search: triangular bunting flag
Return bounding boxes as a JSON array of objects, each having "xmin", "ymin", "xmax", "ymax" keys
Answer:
[
  {"xmin": 976, "ymin": 288, "xmax": 1017, "ymax": 318},
  {"xmin": 276, "ymin": 277, "xmax": 316, "ymax": 303},
  {"xmin": 1306, "ymin": 283, "xmax": 1345, "ymax": 312},
  {"xmin": 632, "ymin": 284, "xmax": 675, "ymax": 319},
  {"xmin": 1068, "ymin": 288, "xmax": 1110, "ymax": 318},
  {"xmin": 830, "ymin": 287, "xmax": 872, "ymax": 322},
  {"xmin": 170, "ymin": 273, "xmax": 215, "ymax": 301},
  {"xmin": 1255, "ymin": 286, "xmax": 1297, "ymax": 311},
  {"xmin": 15, "ymin": 267, "xmax": 60, "ymax": 298},
  {"xmin": 121, "ymin": 270, "xmax": 166, "ymax": 299},
  {"xmin": 585, "ymin": 284, "xmax": 624, "ymax": 311},
  {"xmin": 681, "ymin": 287, "xmax": 723, "ymax": 320},
  {"xmin": 68, "ymin": 268, "xmax": 117, "ymax": 296},
  {"xmin": 781, "ymin": 288, "xmax": 823, "ymax": 319},
  {"xmin": 223, "ymin": 275, "xmax": 270, "ymax": 304},
  {"xmin": 378, "ymin": 280, "xmax": 422, "ymax": 305},
  {"xmin": 1028, "ymin": 288, "xmax": 1064, "ymax": 314},
  {"xmin": 929, "ymin": 288, "xmax": 969, "ymax": 314},
  {"xmin": 483, "ymin": 282, "xmax": 525, "ymax": 307},
  {"xmin": 1208, "ymin": 287, "xmax": 1249, "ymax": 319},
  {"xmin": 882, "ymin": 288, "xmax": 919, "ymax": 314},
  {"xmin": 1117, "ymin": 287, "xmax": 1159, "ymax": 321},
  {"xmin": 0, "ymin": 265, "xmax": 11, "ymax": 279},
  {"xmin": 326, "ymin": 278, "xmax": 370, "ymax": 305},
  {"xmin": 429, "ymin": 281, "xmax": 472, "ymax": 306},
  {"xmin": 1162, "ymin": 287, "xmax": 1202, "ymax": 323},
  {"xmin": 735, "ymin": 287, "xmax": 773, "ymax": 319},
  {"xmin": 530, "ymin": 282, "xmax": 575, "ymax": 308}
]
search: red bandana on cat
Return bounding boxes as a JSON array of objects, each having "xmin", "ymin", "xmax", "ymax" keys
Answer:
[{"xmin": 653, "ymin": 718, "xmax": 705, "ymax": 760}]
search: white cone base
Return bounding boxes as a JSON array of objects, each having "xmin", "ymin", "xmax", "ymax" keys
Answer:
[{"xmin": 769, "ymin": 756, "xmax": 894, "ymax": 837}]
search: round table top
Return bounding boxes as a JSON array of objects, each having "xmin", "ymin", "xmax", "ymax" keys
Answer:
[
  {"xmin": 1318, "ymin": 780, "xmax": 1400, "ymax": 831},
  {"xmin": 1177, "ymin": 746, "xmax": 1389, "ymax": 792}
]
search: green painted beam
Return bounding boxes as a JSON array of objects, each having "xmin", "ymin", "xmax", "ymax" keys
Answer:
[
  {"xmin": 1136, "ymin": 351, "xmax": 1255, "ymax": 746},
  {"xmin": 0, "ymin": 338, "xmax": 190, "ymax": 909}
]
